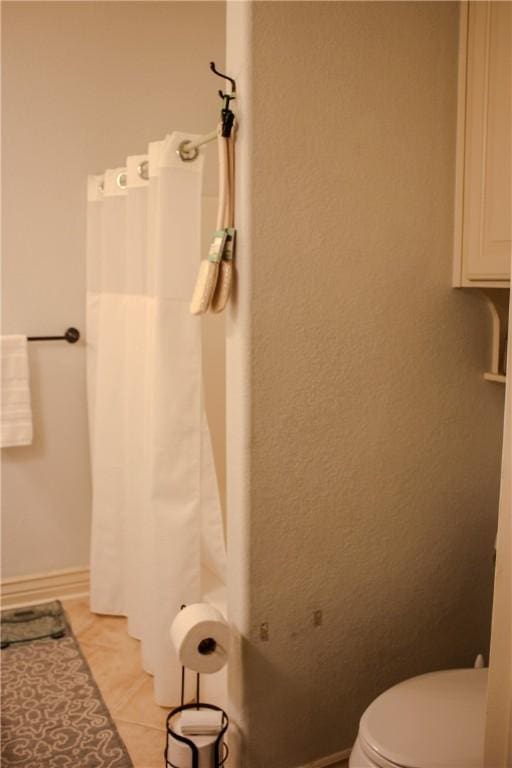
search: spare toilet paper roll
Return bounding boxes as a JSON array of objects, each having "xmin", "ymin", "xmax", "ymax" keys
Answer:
[
  {"xmin": 181, "ymin": 708, "xmax": 223, "ymax": 735},
  {"xmin": 170, "ymin": 603, "xmax": 230, "ymax": 674},
  {"xmin": 167, "ymin": 716, "xmax": 223, "ymax": 768}
]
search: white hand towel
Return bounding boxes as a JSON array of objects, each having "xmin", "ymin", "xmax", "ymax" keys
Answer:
[{"xmin": 1, "ymin": 336, "xmax": 33, "ymax": 447}]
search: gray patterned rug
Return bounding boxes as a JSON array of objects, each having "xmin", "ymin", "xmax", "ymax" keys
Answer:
[{"xmin": 1, "ymin": 601, "xmax": 134, "ymax": 768}]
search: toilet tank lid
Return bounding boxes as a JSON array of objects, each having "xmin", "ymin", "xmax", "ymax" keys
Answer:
[{"xmin": 359, "ymin": 668, "xmax": 487, "ymax": 768}]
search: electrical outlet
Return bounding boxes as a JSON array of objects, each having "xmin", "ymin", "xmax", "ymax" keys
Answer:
[{"xmin": 259, "ymin": 622, "xmax": 269, "ymax": 641}]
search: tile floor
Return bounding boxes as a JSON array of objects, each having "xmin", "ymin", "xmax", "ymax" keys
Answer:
[
  {"xmin": 63, "ymin": 597, "xmax": 350, "ymax": 768},
  {"xmin": 63, "ymin": 597, "xmax": 170, "ymax": 768}
]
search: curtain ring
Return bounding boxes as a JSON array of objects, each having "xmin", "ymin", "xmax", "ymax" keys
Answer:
[
  {"xmin": 177, "ymin": 140, "xmax": 199, "ymax": 162},
  {"xmin": 116, "ymin": 171, "xmax": 128, "ymax": 190},
  {"xmin": 137, "ymin": 160, "xmax": 149, "ymax": 180}
]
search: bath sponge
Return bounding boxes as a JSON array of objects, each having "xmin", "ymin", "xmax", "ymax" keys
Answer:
[
  {"xmin": 190, "ymin": 260, "xmax": 219, "ymax": 316},
  {"xmin": 190, "ymin": 122, "xmax": 236, "ymax": 315},
  {"xmin": 190, "ymin": 127, "xmax": 228, "ymax": 315},
  {"xmin": 210, "ymin": 131, "xmax": 236, "ymax": 314},
  {"xmin": 210, "ymin": 229, "xmax": 235, "ymax": 314},
  {"xmin": 190, "ymin": 230, "xmax": 227, "ymax": 316}
]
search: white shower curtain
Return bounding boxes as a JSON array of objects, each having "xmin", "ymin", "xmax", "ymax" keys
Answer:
[{"xmin": 86, "ymin": 132, "xmax": 226, "ymax": 706}]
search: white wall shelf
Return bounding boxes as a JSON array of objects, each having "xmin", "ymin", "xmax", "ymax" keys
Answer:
[
  {"xmin": 484, "ymin": 373, "xmax": 506, "ymax": 385},
  {"xmin": 482, "ymin": 288, "xmax": 509, "ymax": 384}
]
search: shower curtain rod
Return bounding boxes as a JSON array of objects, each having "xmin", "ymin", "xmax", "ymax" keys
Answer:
[
  {"xmin": 177, "ymin": 62, "xmax": 236, "ymax": 161},
  {"xmin": 177, "ymin": 130, "xmax": 218, "ymax": 162},
  {"xmin": 125, "ymin": 65, "xmax": 236, "ymax": 182},
  {"xmin": 134, "ymin": 130, "xmax": 218, "ymax": 182}
]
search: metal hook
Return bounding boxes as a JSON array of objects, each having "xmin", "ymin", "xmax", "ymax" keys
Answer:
[
  {"xmin": 210, "ymin": 61, "xmax": 236, "ymax": 138},
  {"xmin": 210, "ymin": 61, "xmax": 236, "ymax": 94}
]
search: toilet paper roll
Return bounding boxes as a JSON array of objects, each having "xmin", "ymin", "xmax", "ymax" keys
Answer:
[
  {"xmin": 167, "ymin": 718, "xmax": 223, "ymax": 768},
  {"xmin": 181, "ymin": 709, "xmax": 223, "ymax": 734},
  {"xmin": 170, "ymin": 603, "xmax": 230, "ymax": 674}
]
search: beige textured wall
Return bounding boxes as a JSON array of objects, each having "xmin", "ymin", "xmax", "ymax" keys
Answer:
[
  {"xmin": 2, "ymin": 1, "xmax": 226, "ymax": 579},
  {"xmin": 226, "ymin": 2, "xmax": 505, "ymax": 766}
]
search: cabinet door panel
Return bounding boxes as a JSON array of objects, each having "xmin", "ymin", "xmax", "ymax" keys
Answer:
[{"xmin": 464, "ymin": 1, "xmax": 511, "ymax": 283}]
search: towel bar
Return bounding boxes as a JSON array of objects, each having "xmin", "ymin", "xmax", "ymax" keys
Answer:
[{"xmin": 27, "ymin": 328, "xmax": 80, "ymax": 344}]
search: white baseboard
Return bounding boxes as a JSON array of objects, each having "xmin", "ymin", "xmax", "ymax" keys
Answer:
[
  {"xmin": 1, "ymin": 567, "xmax": 90, "ymax": 608},
  {"xmin": 299, "ymin": 748, "xmax": 352, "ymax": 768}
]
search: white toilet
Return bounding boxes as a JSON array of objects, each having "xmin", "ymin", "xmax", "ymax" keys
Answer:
[{"xmin": 349, "ymin": 667, "xmax": 487, "ymax": 768}]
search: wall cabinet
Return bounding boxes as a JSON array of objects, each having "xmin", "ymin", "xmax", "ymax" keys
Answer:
[{"xmin": 453, "ymin": 1, "xmax": 511, "ymax": 287}]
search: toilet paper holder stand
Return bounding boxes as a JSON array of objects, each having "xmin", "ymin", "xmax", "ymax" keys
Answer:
[{"xmin": 164, "ymin": 665, "xmax": 229, "ymax": 768}]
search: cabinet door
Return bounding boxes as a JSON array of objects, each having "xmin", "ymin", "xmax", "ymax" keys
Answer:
[{"xmin": 463, "ymin": 1, "xmax": 511, "ymax": 284}]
